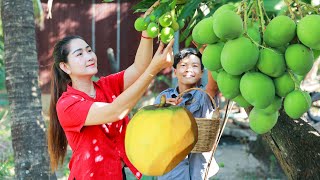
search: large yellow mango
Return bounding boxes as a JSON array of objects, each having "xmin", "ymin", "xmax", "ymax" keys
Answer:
[{"xmin": 125, "ymin": 96, "xmax": 198, "ymax": 176}]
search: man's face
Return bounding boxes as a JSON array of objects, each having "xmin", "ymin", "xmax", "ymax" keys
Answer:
[{"xmin": 174, "ymin": 54, "xmax": 203, "ymax": 86}]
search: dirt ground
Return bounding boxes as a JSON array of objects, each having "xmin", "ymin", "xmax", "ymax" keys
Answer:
[
  {"xmin": 122, "ymin": 139, "xmax": 285, "ymax": 180},
  {"xmin": 212, "ymin": 144, "xmax": 262, "ymax": 179},
  {"xmin": 210, "ymin": 140, "xmax": 285, "ymax": 180}
]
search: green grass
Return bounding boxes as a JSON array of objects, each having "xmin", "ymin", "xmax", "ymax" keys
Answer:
[
  {"xmin": 0, "ymin": 107, "xmax": 15, "ymax": 179},
  {"xmin": 0, "ymin": 154, "xmax": 14, "ymax": 178}
]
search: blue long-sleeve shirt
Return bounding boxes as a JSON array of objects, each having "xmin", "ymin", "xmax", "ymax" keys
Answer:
[{"xmin": 154, "ymin": 86, "xmax": 215, "ymax": 119}]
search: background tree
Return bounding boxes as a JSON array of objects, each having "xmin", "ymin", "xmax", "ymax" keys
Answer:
[{"xmin": 1, "ymin": 0, "xmax": 56, "ymax": 178}]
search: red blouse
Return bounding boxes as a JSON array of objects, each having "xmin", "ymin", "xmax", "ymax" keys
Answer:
[{"xmin": 56, "ymin": 71, "xmax": 141, "ymax": 180}]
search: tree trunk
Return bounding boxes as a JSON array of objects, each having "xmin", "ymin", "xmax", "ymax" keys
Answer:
[
  {"xmin": 1, "ymin": 0, "xmax": 56, "ymax": 179},
  {"xmin": 262, "ymin": 109, "xmax": 320, "ymax": 179}
]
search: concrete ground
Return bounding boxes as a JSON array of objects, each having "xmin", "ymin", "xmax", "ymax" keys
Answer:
[{"xmin": 123, "ymin": 140, "xmax": 284, "ymax": 180}]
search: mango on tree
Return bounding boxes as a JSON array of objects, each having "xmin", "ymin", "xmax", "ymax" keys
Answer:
[
  {"xmin": 297, "ymin": 15, "xmax": 320, "ymax": 50},
  {"xmin": 285, "ymin": 44, "xmax": 314, "ymax": 76},
  {"xmin": 217, "ymin": 70, "xmax": 241, "ymax": 99},
  {"xmin": 202, "ymin": 42, "xmax": 224, "ymax": 71},
  {"xmin": 273, "ymin": 73, "xmax": 295, "ymax": 97},
  {"xmin": 213, "ymin": 10, "xmax": 244, "ymax": 40},
  {"xmin": 259, "ymin": 96, "xmax": 283, "ymax": 115},
  {"xmin": 211, "ymin": 4, "xmax": 236, "ymax": 19},
  {"xmin": 232, "ymin": 95, "xmax": 251, "ymax": 108},
  {"xmin": 249, "ymin": 107, "xmax": 279, "ymax": 134},
  {"xmin": 247, "ymin": 20, "xmax": 261, "ymax": 44},
  {"xmin": 263, "ymin": 15, "xmax": 296, "ymax": 48},
  {"xmin": 240, "ymin": 72, "xmax": 275, "ymax": 109},
  {"xmin": 284, "ymin": 90, "xmax": 311, "ymax": 119},
  {"xmin": 192, "ymin": 17, "xmax": 219, "ymax": 45},
  {"xmin": 257, "ymin": 48, "xmax": 286, "ymax": 78}
]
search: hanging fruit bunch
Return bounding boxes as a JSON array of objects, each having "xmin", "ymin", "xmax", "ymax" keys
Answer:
[
  {"xmin": 133, "ymin": 0, "xmax": 177, "ymax": 43},
  {"xmin": 132, "ymin": 0, "xmax": 214, "ymax": 45},
  {"xmin": 192, "ymin": 0, "xmax": 320, "ymax": 134}
]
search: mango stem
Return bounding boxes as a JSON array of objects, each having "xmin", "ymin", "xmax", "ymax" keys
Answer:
[{"xmin": 160, "ymin": 95, "xmax": 166, "ymax": 107}]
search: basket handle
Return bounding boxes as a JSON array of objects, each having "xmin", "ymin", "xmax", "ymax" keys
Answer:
[{"xmin": 177, "ymin": 87, "xmax": 220, "ymax": 119}]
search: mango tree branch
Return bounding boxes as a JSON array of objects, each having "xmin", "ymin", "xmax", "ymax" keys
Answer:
[
  {"xmin": 256, "ymin": 0, "xmax": 266, "ymax": 36},
  {"xmin": 284, "ymin": 0, "xmax": 296, "ymax": 20}
]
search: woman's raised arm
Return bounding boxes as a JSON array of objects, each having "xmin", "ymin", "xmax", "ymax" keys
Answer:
[{"xmin": 85, "ymin": 40, "xmax": 174, "ymax": 125}]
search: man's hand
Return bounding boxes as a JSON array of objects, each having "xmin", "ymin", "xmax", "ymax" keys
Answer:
[
  {"xmin": 192, "ymin": 41, "xmax": 207, "ymax": 54},
  {"xmin": 166, "ymin": 97, "xmax": 183, "ymax": 105}
]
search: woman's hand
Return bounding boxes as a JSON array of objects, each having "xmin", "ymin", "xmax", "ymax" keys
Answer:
[{"xmin": 147, "ymin": 39, "xmax": 174, "ymax": 75}]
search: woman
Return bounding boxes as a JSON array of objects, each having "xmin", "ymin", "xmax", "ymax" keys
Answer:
[
  {"xmin": 47, "ymin": 16, "xmax": 174, "ymax": 180},
  {"xmin": 47, "ymin": 36, "xmax": 173, "ymax": 180}
]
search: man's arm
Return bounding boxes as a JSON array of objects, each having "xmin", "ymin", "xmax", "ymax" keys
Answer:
[
  {"xmin": 192, "ymin": 41, "xmax": 219, "ymax": 97},
  {"xmin": 206, "ymin": 71, "xmax": 219, "ymax": 97}
]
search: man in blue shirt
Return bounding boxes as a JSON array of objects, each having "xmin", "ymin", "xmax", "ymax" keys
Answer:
[{"xmin": 154, "ymin": 48, "xmax": 219, "ymax": 180}]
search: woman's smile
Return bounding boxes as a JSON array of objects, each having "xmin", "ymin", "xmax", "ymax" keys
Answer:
[{"xmin": 86, "ymin": 63, "xmax": 95, "ymax": 67}]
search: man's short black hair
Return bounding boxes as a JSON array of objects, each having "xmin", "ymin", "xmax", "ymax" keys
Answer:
[{"xmin": 173, "ymin": 48, "xmax": 204, "ymax": 70}]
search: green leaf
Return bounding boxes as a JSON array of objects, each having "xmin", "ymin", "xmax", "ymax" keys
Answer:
[
  {"xmin": 184, "ymin": 35, "xmax": 193, "ymax": 47},
  {"xmin": 132, "ymin": 0, "xmax": 158, "ymax": 13},
  {"xmin": 177, "ymin": 0, "xmax": 202, "ymax": 21},
  {"xmin": 103, "ymin": 0, "xmax": 114, "ymax": 2},
  {"xmin": 179, "ymin": 12, "xmax": 202, "ymax": 42},
  {"xmin": 152, "ymin": 2, "xmax": 172, "ymax": 17},
  {"xmin": 263, "ymin": 0, "xmax": 284, "ymax": 14},
  {"xmin": 300, "ymin": 0, "xmax": 311, "ymax": 4}
]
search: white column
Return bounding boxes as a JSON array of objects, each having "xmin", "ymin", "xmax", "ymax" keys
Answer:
[
  {"xmin": 92, "ymin": 0, "xmax": 96, "ymax": 51},
  {"xmin": 116, "ymin": 0, "xmax": 121, "ymax": 69}
]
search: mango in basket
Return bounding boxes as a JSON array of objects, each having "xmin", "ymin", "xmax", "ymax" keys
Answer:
[{"xmin": 125, "ymin": 95, "xmax": 198, "ymax": 176}]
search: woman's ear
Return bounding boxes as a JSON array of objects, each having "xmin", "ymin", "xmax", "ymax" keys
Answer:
[{"xmin": 59, "ymin": 62, "xmax": 71, "ymax": 74}]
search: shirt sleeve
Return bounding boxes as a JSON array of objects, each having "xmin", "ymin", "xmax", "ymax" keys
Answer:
[
  {"xmin": 187, "ymin": 91, "xmax": 214, "ymax": 118},
  {"xmin": 56, "ymin": 95, "xmax": 94, "ymax": 132},
  {"xmin": 201, "ymin": 93, "xmax": 215, "ymax": 119}
]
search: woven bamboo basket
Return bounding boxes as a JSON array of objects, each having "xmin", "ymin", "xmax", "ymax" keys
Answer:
[{"xmin": 178, "ymin": 88, "xmax": 220, "ymax": 153}]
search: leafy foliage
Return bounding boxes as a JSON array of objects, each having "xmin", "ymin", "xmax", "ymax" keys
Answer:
[{"xmin": 131, "ymin": 0, "xmax": 319, "ymax": 47}]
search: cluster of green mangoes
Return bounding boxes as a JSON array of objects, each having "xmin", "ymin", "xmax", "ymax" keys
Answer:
[
  {"xmin": 193, "ymin": 4, "xmax": 320, "ymax": 134},
  {"xmin": 134, "ymin": 2, "xmax": 184, "ymax": 44}
]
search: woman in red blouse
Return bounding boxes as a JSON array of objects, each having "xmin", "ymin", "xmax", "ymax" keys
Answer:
[
  {"xmin": 47, "ymin": 13, "xmax": 173, "ymax": 180},
  {"xmin": 47, "ymin": 35, "xmax": 173, "ymax": 180}
]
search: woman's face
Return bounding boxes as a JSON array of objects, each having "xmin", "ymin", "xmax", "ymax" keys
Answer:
[
  {"xmin": 62, "ymin": 38, "xmax": 98, "ymax": 77},
  {"xmin": 174, "ymin": 54, "xmax": 203, "ymax": 86}
]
